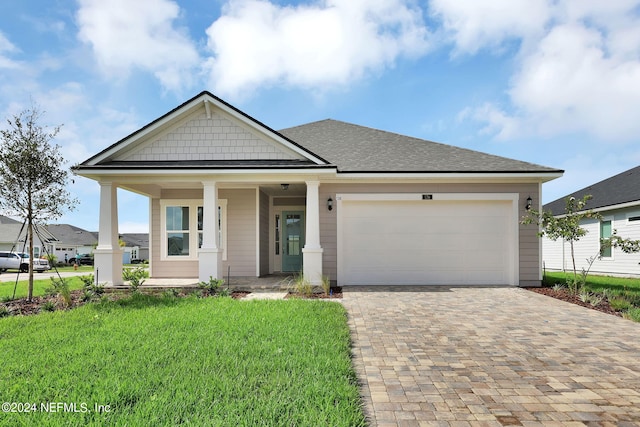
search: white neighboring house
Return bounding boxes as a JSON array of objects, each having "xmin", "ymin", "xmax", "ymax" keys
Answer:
[
  {"xmin": 44, "ymin": 224, "xmax": 98, "ymax": 264},
  {"xmin": 543, "ymin": 165, "xmax": 640, "ymax": 277},
  {"xmin": 0, "ymin": 215, "xmax": 57, "ymax": 258}
]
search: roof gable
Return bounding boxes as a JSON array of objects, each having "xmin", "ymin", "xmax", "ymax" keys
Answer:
[
  {"xmin": 82, "ymin": 92, "xmax": 328, "ymax": 167},
  {"xmin": 544, "ymin": 165, "xmax": 640, "ymax": 215}
]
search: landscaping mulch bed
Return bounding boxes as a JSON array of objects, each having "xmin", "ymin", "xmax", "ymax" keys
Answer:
[
  {"xmin": 526, "ymin": 287, "xmax": 622, "ymax": 317},
  {"xmin": 2, "ymin": 289, "xmax": 251, "ymax": 317},
  {"xmin": 285, "ymin": 287, "xmax": 343, "ymax": 299}
]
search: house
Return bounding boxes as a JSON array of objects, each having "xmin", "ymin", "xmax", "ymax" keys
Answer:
[
  {"xmin": 543, "ymin": 165, "xmax": 640, "ymax": 277},
  {"xmin": 0, "ymin": 215, "xmax": 58, "ymax": 257},
  {"xmin": 120, "ymin": 233, "xmax": 149, "ymax": 263},
  {"xmin": 73, "ymin": 91, "xmax": 562, "ymax": 287},
  {"xmin": 44, "ymin": 224, "xmax": 98, "ymax": 263}
]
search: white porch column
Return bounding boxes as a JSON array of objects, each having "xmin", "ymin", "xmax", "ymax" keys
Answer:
[
  {"xmin": 94, "ymin": 182, "xmax": 123, "ymax": 286},
  {"xmin": 199, "ymin": 181, "xmax": 222, "ymax": 281},
  {"xmin": 302, "ymin": 181, "xmax": 323, "ymax": 285}
]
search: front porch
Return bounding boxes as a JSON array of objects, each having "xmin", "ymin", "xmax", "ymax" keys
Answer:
[{"xmin": 93, "ymin": 179, "xmax": 326, "ymax": 287}]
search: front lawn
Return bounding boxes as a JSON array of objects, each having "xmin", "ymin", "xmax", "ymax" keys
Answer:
[
  {"xmin": 0, "ymin": 295, "xmax": 365, "ymax": 426},
  {"xmin": 542, "ymin": 271, "xmax": 640, "ymax": 321},
  {"xmin": 0, "ymin": 276, "xmax": 86, "ymax": 300}
]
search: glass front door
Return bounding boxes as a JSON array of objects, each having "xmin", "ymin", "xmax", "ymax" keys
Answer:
[{"xmin": 282, "ymin": 211, "xmax": 304, "ymax": 272}]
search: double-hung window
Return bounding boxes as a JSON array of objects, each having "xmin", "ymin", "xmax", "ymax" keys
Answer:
[{"xmin": 161, "ymin": 200, "xmax": 227, "ymax": 260}]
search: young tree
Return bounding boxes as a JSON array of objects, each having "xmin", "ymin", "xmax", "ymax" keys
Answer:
[
  {"xmin": 0, "ymin": 107, "xmax": 78, "ymax": 300},
  {"xmin": 521, "ymin": 195, "xmax": 602, "ymax": 284}
]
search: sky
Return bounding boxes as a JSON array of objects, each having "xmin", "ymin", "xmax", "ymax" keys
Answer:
[{"xmin": 1, "ymin": 0, "xmax": 640, "ymax": 233}]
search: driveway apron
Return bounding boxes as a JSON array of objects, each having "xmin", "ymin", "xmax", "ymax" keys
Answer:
[{"xmin": 342, "ymin": 286, "xmax": 640, "ymax": 426}]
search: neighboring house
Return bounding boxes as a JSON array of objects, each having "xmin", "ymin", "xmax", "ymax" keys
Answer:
[
  {"xmin": 44, "ymin": 224, "xmax": 98, "ymax": 263},
  {"xmin": 120, "ymin": 233, "xmax": 149, "ymax": 263},
  {"xmin": 0, "ymin": 215, "xmax": 58, "ymax": 257},
  {"xmin": 73, "ymin": 91, "xmax": 562, "ymax": 287},
  {"xmin": 543, "ymin": 165, "xmax": 640, "ymax": 277}
]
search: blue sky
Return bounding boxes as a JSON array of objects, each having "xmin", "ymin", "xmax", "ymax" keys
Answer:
[{"xmin": 1, "ymin": 0, "xmax": 640, "ymax": 232}]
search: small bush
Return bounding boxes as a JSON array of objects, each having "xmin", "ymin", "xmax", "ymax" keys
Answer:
[
  {"xmin": 289, "ymin": 274, "xmax": 315, "ymax": 298},
  {"xmin": 123, "ymin": 267, "xmax": 148, "ymax": 292},
  {"xmin": 321, "ymin": 275, "xmax": 331, "ymax": 296},
  {"xmin": 41, "ymin": 301, "xmax": 56, "ymax": 312},
  {"xmin": 47, "ymin": 277, "xmax": 72, "ymax": 308},
  {"xmin": 80, "ymin": 275, "xmax": 105, "ymax": 302},
  {"xmin": 610, "ymin": 297, "xmax": 632, "ymax": 311},
  {"xmin": 198, "ymin": 276, "xmax": 226, "ymax": 295},
  {"xmin": 552, "ymin": 283, "xmax": 566, "ymax": 292},
  {"xmin": 0, "ymin": 306, "xmax": 10, "ymax": 318},
  {"xmin": 625, "ymin": 308, "xmax": 640, "ymax": 322}
]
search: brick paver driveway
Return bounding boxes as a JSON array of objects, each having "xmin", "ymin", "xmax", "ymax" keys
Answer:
[{"xmin": 342, "ymin": 286, "xmax": 640, "ymax": 426}]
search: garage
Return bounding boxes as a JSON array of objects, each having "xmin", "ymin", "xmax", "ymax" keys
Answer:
[{"xmin": 337, "ymin": 193, "xmax": 518, "ymax": 286}]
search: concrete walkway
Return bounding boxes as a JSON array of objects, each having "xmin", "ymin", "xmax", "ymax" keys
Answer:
[{"xmin": 342, "ymin": 286, "xmax": 640, "ymax": 426}]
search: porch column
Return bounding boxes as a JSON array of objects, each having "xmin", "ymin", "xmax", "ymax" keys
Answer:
[
  {"xmin": 199, "ymin": 181, "xmax": 222, "ymax": 281},
  {"xmin": 302, "ymin": 181, "xmax": 323, "ymax": 285},
  {"xmin": 94, "ymin": 182, "xmax": 123, "ymax": 286}
]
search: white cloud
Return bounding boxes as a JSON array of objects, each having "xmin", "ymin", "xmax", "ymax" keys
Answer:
[
  {"xmin": 0, "ymin": 31, "xmax": 20, "ymax": 69},
  {"xmin": 76, "ymin": 0, "xmax": 199, "ymax": 92},
  {"xmin": 438, "ymin": 0, "xmax": 640, "ymax": 143},
  {"xmin": 429, "ymin": 0, "xmax": 551, "ymax": 55},
  {"xmin": 203, "ymin": 0, "xmax": 430, "ymax": 98}
]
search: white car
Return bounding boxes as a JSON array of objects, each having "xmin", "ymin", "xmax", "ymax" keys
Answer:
[
  {"xmin": 0, "ymin": 252, "xmax": 50, "ymax": 273},
  {"xmin": 16, "ymin": 253, "xmax": 51, "ymax": 272},
  {"xmin": 0, "ymin": 251, "xmax": 21, "ymax": 272}
]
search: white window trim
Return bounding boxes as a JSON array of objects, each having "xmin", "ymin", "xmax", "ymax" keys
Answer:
[{"xmin": 160, "ymin": 199, "xmax": 227, "ymax": 261}]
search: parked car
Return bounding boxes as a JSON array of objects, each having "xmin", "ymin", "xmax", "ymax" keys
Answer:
[
  {"xmin": 0, "ymin": 251, "xmax": 50, "ymax": 272},
  {"xmin": 73, "ymin": 254, "xmax": 94, "ymax": 266},
  {"xmin": 16, "ymin": 253, "xmax": 51, "ymax": 272},
  {"xmin": 0, "ymin": 251, "xmax": 21, "ymax": 272}
]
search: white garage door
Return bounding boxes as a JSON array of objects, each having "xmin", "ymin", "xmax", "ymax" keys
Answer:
[{"xmin": 338, "ymin": 195, "xmax": 517, "ymax": 285}]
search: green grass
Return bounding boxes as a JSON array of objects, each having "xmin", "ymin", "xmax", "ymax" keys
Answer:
[
  {"xmin": 543, "ymin": 271, "xmax": 640, "ymax": 295},
  {"xmin": 0, "ymin": 295, "xmax": 366, "ymax": 426},
  {"xmin": 0, "ymin": 276, "xmax": 86, "ymax": 300},
  {"xmin": 543, "ymin": 271, "xmax": 640, "ymax": 320}
]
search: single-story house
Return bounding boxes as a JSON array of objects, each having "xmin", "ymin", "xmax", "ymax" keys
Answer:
[
  {"xmin": 0, "ymin": 215, "xmax": 57, "ymax": 257},
  {"xmin": 73, "ymin": 91, "xmax": 562, "ymax": 287},
  {"xmin": 45, "ymin": 224, "xmax": 98, "ymax": 263},
  {"xmin": 120, "ymin": 233, "xmax": 149, "ymax": 263},
  {"xmin": 543, "ymin": 165, "xmax": 640, "ymax": 277}
]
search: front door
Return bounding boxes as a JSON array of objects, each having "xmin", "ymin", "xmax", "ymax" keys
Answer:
[{"xmin": 282, "ymin": 211, "xmax": 304, "ymax": 272}]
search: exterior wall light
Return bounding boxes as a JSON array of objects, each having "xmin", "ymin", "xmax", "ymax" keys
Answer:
[
  {"xmin": 525, "ymin": 196, "xmax": 533, "ymax": 211},
  {"xmin": 327, "ymin": 197, "xmax": 333, "ymax": 211},
  {"xmin": 281, "ymin": 184, "xmax": 289, "ymax": 191}
]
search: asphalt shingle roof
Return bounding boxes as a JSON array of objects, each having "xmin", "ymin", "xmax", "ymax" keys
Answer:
[
  {"xmin": 543, "ymin": 165, "xmax": 640, "ymax": 215},
  {"xmin": 280, "ymin": 119, "xmax": 561, "ymax": 173},
  {"xmin": 44, "ymin": 224, "xmax": 98, "ymax": 246}
]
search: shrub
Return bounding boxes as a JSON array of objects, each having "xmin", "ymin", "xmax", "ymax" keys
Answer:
[
  {"xmin": 80, "ymin": 274, "xmax": 105, "ymax": 302},
  {"xmin": 0, "ymin": 306, "xmax": 10, "ymax": 317},
  {"xmin": 41, "ymin": 300, "xmax": 56, "ymax": 312},
  {"xmin": 625, "ymin": 308, "xmax": 640, "ymax": 322},
  {"xmin": 47, "ymin": 277, "xmax": 72, "ymax": 308},
  {"xmin": 123, "ymin": 267, "xmax": 148, "ymax": 292},
  {"xmin": 321, "ymin": 275, "xmax": 331, "ymax": 296},
  {"xmin": 610, "ymin": 297, "xmax": 632, "ymax": 311},
  {"xmin": 197, "ymin": 276, "xmax": 226, "ymax": 296},
  {"xmin": 288, "ymin": 274, "xmax": 315, "ymax": 298}
]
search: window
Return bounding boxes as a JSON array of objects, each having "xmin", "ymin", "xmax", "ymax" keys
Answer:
[
  {"xmin": 600, "ymin": 220, "xmax": 612, "ymax": 258},
  {"xmin": 628, "ymin": 215, "xmax": 640, "ymax": 224},
  {"xmin": 161, "ymin": 200, "xmax": 227, "ymax": 260},
  {"xmin": 166, "ymin": 206, "xmax": 190, "ymax": 256}
]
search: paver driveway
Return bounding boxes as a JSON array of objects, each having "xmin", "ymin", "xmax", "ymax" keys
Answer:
[{"xmin": 342, "ymin": 286, "xmax": 640, "ymax": 426}]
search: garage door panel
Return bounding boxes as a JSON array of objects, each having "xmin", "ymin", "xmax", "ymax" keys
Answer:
[{"xmin": 339, "ymin": 198, "xmax": 514, "ymax": 285}]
